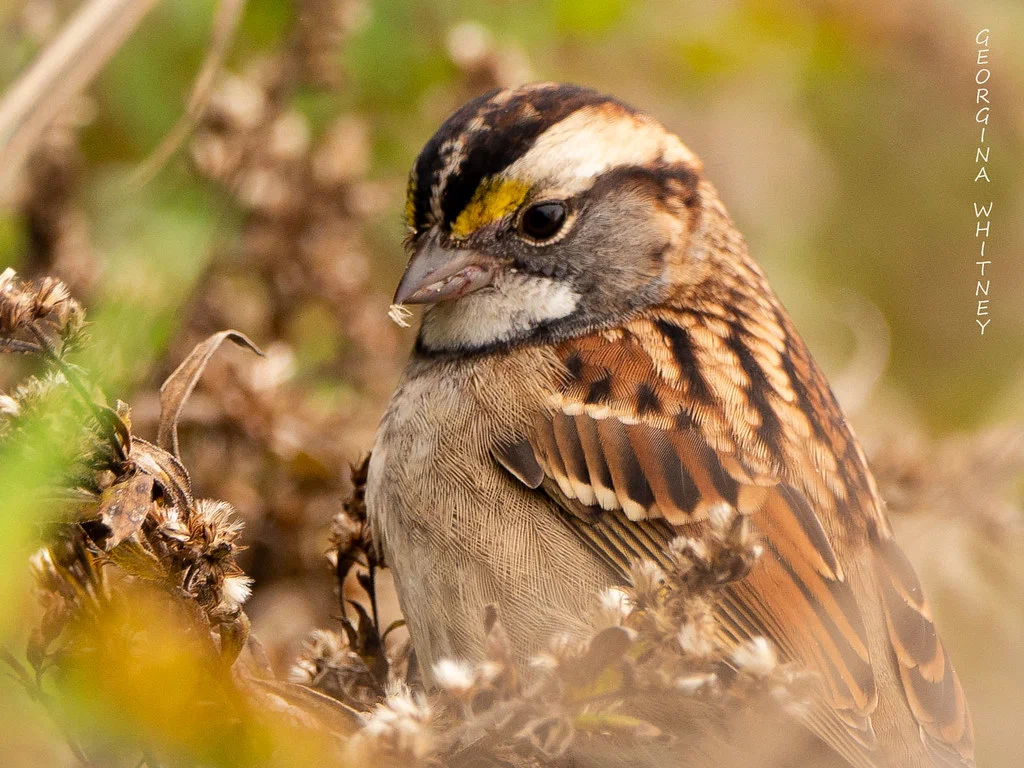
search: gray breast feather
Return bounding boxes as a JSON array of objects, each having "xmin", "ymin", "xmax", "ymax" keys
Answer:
[{"xmin": 367, "ymin": 362, "xmax": 612, "ymax": 675}]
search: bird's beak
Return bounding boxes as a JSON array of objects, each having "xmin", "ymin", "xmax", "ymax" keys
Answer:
[{"xmin": 393, "ymin": 230, "xmax": 497, "ymax": 305}]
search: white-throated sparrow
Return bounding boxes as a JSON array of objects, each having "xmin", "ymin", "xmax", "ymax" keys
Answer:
[{"xmin": 367, "ymin": 83, "xmax": 974, "ymax": 768}]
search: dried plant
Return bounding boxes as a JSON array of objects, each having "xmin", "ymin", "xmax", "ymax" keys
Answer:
[
  {"xmin": 0, "ymin": 266, "xmax": 85, "ymax": 355},
  {"xmin": 292, "ymin": 465, "xmax": 830, "ymax": 768},
  {"xmin": 8, "ymin": 268, "xmax": 999, "ymax": 768},
  {"xmin": 1, "ymin": 269, "xmax": 356, "ymax": 766}
]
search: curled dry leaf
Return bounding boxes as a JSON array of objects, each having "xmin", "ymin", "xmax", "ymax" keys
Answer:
[
  {"xmin": 128, "ymin": 437, "xmax": 194, "ymax": 509},
  {"xmin": 157, "ymin": 329, "xmax": 264, "ymax": 459},
  {"xmin": 95, "ymin": 473, "xmax": 155, "ymax": 549},
  {"xmin": 242, "ymin": 676, "xmax": 363, "ymax": 736}
]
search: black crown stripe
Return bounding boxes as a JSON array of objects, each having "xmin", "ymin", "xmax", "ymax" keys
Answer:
[{"xmin": 410, "ymin": 85, "xmax": 636, "ymax": 233}]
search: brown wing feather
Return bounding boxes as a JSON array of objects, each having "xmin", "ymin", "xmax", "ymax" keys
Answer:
[
  {"xmin": 494, "ymin": 307, "xmax": 974, "ymax": 767},
  {"xmin": 871, "ymin": 525, "xmax": 975, "ymax": 765}
]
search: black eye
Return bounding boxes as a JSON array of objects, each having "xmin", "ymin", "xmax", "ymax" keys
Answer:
[{"xmin": 519, "ymin": 201, "xmax": 567, "ymax": 242}]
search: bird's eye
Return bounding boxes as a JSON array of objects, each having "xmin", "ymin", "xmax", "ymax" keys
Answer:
[{"xmin": 519, "ymin": 201, "xmax": 568, "ymax": 242}]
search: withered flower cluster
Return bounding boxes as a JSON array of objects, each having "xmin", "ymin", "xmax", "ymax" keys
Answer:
[
  {"xmin": 0, "ymin": 268, "xmax": 98, "ymax": 484},
  {"xmin": 290, "ymin": 470, "xmax": 827, "ymax": 768},
  {"xmin": 1, "ymin": 272, "xmax": 305, "ymax": 764},
  {"xmin": 0, "ymin": 266, "xmax": 85, "ymax": 356},
  {"xmin": 3, "ymin": 270, "xmax": 256, "ymax": 638}
]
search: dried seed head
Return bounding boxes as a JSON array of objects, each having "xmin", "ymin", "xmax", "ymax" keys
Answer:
[
  {"xmin": 530, "ymin": 632, "xmax": 583, "ymax": 673},
  {"xmin": 312, "ymin": 117, "xmax": 371, "ymax": 188},
  {"xmin": 34, "ymin": 277, "xmax": 70, "ymax": 315},
  {"xmin": 676, "ymin": 671, "xmax": 720, "ymax": 696},
  {"xmin": 731, "ymin": 637, "xmax": 778, "ymax": 678},
  {"xmin": 289, "ymin": 628, "xmax": 383, "ymax": 710},
  {"xmin": 0, "ymin": 269, "xmax": 83, "ymax": 345},
  {"xmin": 211, "ymin": 75, "xmax": 267, "ymax": 131},
  {"xmin": 706, "ymin": 500, "xmax": 736, "ymax": 533},
  {"xmin": 330, "ymin": 507, "xmax": 363, "ymax": 557},
  {"xmin": 627, "ymin": 559, "xmax": 667, "ymax": 606},
  {"xmin": 290, "ymin": 629, "xmax": 347, "ymax": 684},
  {"xmin": 349, "ymin": 682, "xmax": 435, "ymax": 763},
  {"xmin": 0, "ymin": 394, "xmax": 20, "ymax": 417},
  {"xmin": 190, "ymin": 499, "xmax": 245, "ymax": 552},
  {"xmin": 677, "ymin": 613, "xmax": 717, "ymax": 658},
  {"xmin": 267, "ymin": 111, "xmax": 311, "ymax": 163},
  {"xmin": 220, "ymin": 573, "xmax": 253, "ymax": 612},
  {"xmin": 592, "ymin": 586, "xmax": 633, "ymax": 628},
  {"xmin": 432, "ymin": 658, "xmax": 476, "ymax": 696},
  {"xmin": 446, "ymin": 22, "xmax": 494, "ymax": 71}
]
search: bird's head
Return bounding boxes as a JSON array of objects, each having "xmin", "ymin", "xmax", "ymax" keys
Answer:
[{"xmin": 395, "ymin": 83, "xmax": 713, "ymax": 354}]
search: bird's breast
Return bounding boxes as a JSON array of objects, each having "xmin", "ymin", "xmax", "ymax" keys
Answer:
[{"xmin": 367, "ymin": 354, "xmax": 612, "ymax": 676}]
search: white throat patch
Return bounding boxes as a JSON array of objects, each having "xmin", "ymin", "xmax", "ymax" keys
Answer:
[{"xmin": 419, "ymin": 273, "xmax": 580, "ymax": 351}]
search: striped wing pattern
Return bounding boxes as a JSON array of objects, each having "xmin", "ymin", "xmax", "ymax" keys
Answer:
[
  {"xmin": 493, "ymin": 306, "xmax": 974, "ymax": 767},
  {"xmin": 871, "ymin": 527, "xmax": 975, "ymax": 766}
]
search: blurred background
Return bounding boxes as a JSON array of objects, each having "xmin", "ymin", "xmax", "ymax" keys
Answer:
[{"xmin": 1, "ymin": 0, "xmax": 1022, "ymax": 765}]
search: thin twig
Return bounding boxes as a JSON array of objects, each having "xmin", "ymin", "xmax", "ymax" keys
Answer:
[
  {"xmin": 1, "ymin": 646, "xmax": 34, "ymax": 687},
  {"xmin": 26, "ymin": 323, "xmax": 96, "ymax": 412},
  {"xmin": 0, "ymin": 338, "xmax": 44, "ymax": 354},
  {"xmin": 367, "ymin": 561, "xmax": 380, "ymax": 640},
  {"xmin": 127, "ymin": 0, "xmax": 248, "ymax": 188}
]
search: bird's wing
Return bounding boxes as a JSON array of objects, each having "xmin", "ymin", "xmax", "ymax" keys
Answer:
[
  {"xmin": 870, "ymin": 525, "xmax": 975, "ymax": 767},
  {"xmin": 492, "ymin": 307, "xmax": 974, "ymax": 768}
]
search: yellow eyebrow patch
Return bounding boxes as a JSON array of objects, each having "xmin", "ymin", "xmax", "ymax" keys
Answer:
[
  {"xmin": 404, "ymin": 177, "xmax": 418, "ymax": 229},
  {"xmin": 450, "ymin": 177, "xmax": 530, "ymax": 239}
]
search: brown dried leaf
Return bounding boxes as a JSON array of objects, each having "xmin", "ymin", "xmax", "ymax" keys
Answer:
[
  {"xmin": 243, "ymin": 677, "xmax": 363, "ymax": 735},
  {"xmin": 157, "ymin": 330, "xmax": 263, "ymax": 458},
  {"xmin": 105, "ymin": 538, "xmax": 167, "ymax": 581},
  {"xmin": 582, "ymin": 626, "xmax": 634, "ymax": 671},
  {"xmin": 560, "ymin": 626, "xmax": 635, "ymax": 692},
  {"xmin": 95, "ymin": 473, "xmax": 155, "ymax": 549},
  {"xmin": 26, "ymin": 592, "xmax": 70, "ymax": 673},
  {"xmin": 347, "ymin": 599, "xmax": 385, "ymax": 676},
  {"xmin": 219, "ymin": 611, "xmax": 251, "ymax": 664},
  {"xmin": 130, "ymin": 437, "xmax": 193, "ymax": 509}
]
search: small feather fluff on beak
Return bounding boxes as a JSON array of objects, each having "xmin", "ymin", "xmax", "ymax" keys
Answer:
[{"xmin": 388, "ymin": 303, "xmax": 412, "ymax": 328}]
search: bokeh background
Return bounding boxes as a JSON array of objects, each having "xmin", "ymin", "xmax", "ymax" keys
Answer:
[{"xmin": 1, "ymin": 0, "xmax": 1022, "ymax": 765}]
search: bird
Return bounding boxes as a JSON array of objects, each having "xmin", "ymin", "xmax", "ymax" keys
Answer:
[{"xmin": 366, "ymin": 82, "xmax": 975, "ymax": 768}]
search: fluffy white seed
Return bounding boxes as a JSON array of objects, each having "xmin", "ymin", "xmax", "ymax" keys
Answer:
[{"xmin": 731, "ymin": 636, "xmax": 777, "ymax": 677}]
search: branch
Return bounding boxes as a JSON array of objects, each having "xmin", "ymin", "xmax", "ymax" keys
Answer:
[{"xmin": 0, "ymin": 0, "xmax": 163, "ymax": 191}]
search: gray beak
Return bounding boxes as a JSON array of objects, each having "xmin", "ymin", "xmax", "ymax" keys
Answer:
[{"xmin": 393, "ymin": 230, "xmax": 497, "ymax": 305}]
